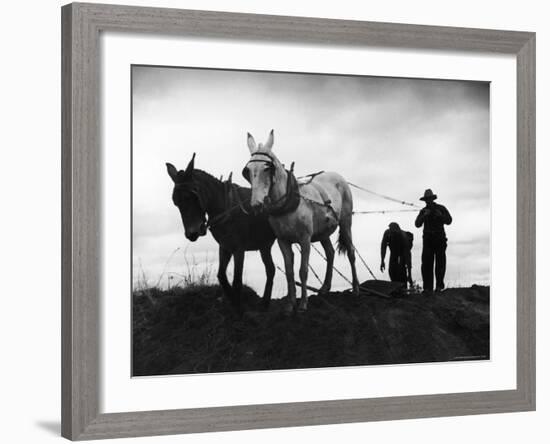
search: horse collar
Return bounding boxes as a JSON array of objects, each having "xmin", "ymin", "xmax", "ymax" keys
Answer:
[{"xmin": 265, "ymin": 168, "xmax": 301, "ymax": 217}]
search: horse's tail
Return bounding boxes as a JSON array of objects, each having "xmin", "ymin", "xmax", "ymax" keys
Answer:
[
  {"xmin": 337, "ymin": 181, "xmax": 355, "ymax": 256},
  {"xmin": 337, "ymin": 212, "xmax": 354, "ymax": 255},
  {"xmin": 337, "ymin": 229, "xmax": 351, "ymax": 255}
]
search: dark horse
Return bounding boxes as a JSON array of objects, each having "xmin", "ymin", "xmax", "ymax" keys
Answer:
[{"xmin": 166, "ymin": 154, "xmax": 276, "ymax": 311}]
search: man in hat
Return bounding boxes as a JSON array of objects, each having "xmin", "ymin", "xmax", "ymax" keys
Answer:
[
  {"xmin": 380, "ymin": 222, "xmax": 414, "ymax": 288},
  {"xmin": 415, "ymin": 189, "xmax": 452, "ymax": 293}
]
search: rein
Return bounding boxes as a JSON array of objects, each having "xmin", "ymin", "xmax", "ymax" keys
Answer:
[{"xmin": 205, "ymin": 185, "xmax": 249, "ymax": 229}]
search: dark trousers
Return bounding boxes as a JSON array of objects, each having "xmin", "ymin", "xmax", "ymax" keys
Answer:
[
  {"xmin": 421, "ymin": 233, "xmax": 447, "ymax": 291},
  {"xmin": 388, "ymin": 254, "xmax": 407, "ymax": 284}
]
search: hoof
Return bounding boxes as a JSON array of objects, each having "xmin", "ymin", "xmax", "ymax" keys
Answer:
[
  {"xmin": 298, "ymin": 299, "xmax": 308, "ymax": 312},
  {"xmin": 352, "ymin": 285, "xmax": 360, "ymax": 295},
  {"xmin": 318, "ymin": 285, "xmax": 331, "ymax": 295}
]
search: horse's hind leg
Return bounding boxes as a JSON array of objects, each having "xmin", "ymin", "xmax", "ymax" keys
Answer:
[
  {"xmin": 298, "ymin": 239, "xmax": 311, "ymax": 312},
  {"xmin": 259, "ymin": 247, "xmax": 275, "ymax": 310},
  {"xmin": 319, "ymin": 238, "xmax": 334, "ymax": 294}
]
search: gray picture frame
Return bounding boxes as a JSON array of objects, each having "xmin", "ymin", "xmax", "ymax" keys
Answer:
[{"xmin": 61, "ymin": 2, "xmax": 536, "ymax": 440}]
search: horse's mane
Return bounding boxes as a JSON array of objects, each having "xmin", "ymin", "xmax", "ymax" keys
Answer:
[
  {"xmin": 181, "ymin": 168, "xmax": 251, "ymax": 214},
  {"xmin": 187, "ymin": 168, "xmax": 221, "ymax": 188},
  {"xmin": 191, "ymin": 168, "xmax": 249, "ymax": 192}
]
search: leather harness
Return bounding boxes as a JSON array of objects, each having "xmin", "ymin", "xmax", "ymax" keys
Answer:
[{"xmin": 243, "ymin": 152, "xmax": 336, "ymax": 218}]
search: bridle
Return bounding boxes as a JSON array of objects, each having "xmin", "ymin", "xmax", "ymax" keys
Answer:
[
  {"xmin": 174, "ymin": 182, "xmax": 207, "ymax": 212},
  {"xmin": 242, "ymin": 151, "xmax": 300, "ymax": 216},
  {"xmin": 242, "ymin": 151, "xmax": 278, "ymax": 197},
  {"xmin": 174, "ymin": 178, "xmax": 248, "ymax": 231}
]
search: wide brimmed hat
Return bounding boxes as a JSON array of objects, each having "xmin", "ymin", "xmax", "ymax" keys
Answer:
[{"xmin": 420, "ymin": 189, "xmax": 437, "ymax": 201}]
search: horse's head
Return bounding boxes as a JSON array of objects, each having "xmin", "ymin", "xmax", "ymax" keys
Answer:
[
  {"xmin": 166, "ymin": 153, "xmax": 207, "ymax": 242},
  {"xmin": 242, "ymin": 129, "xmax": 280, "ymax": 214}
]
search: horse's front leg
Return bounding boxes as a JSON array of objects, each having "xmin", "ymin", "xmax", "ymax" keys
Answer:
[
  {"xmin": 277, "ymin": 239, "xmax": 295, "ymax": 313},
  {"xmin": 319, "ymin": 238, "xmax": 334, "ymax": 294},
  {"xmin": 217, "ymin": 246, "xmax": 233, "ymax": 303},
  {"xmin": 298, "ymin": 239, "xmax": 311, "ymax": 312},
  {"xmin": 259, "ymin": 246, "xmax": 275, "ymax": 310},
  {"xmin": 232, "ymin": 249, "xmax": 245, "ymax": 312}
]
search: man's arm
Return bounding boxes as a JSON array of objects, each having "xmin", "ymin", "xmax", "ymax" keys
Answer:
[
  {"xmin": 415, "ymin": 209, "xmax": 425, "ymax": 228},
  {"xmin": 439, "ymin": 205, "xmax": 452, "ymax": 225},
  {"xmin": 380, "ymin": 230, "xmax": 389, "ymax": 271}
]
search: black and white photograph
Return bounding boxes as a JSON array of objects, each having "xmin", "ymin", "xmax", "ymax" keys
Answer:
[
  {"xmin": 2, "ymin": 0, "xmax": 541, "ymax": 441},
  {"xmin": 132, "ymin": 65, "xmax": 490, "ymax": 377}
]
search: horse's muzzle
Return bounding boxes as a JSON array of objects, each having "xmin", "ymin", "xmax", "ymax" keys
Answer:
[
  {"xmin": 186, "ymin": 232, "xmax": 199, "ymax": 242},
  {"xmin": 251, "ymin": 194, "xmax": 271, "ymax": 215},
  {"xmin": 185, "ymin": 223, "xmax": 206, "ymax": 241},
  {"xmin": 251, "ymin": 202, "xmax": 264, "ymax": 216}
]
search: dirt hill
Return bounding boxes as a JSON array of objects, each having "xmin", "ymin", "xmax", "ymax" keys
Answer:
[{"xmin": 132, "ymin": 284, "xmax": 489, "ymax": 376}]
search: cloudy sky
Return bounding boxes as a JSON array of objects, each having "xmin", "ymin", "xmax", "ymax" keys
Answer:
[{"xmin": 132, "ymin": 65, "xmax": 490, "ymax": 295}]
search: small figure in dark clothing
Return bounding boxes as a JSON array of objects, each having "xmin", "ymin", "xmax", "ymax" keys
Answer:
[
  {"xmin": 415, "ymin": 189, "xmax": 452, "ymax": 293},
  {"xmin": 380, "ymin": 222, "xmax": 414, "ymax": 288}
]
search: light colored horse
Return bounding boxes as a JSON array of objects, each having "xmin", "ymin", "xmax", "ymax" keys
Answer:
[{"xmin": 242, "ymin": 130, "xmax": 360, "ymax": 312}]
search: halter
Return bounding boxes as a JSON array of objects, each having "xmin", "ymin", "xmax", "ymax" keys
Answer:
[
  {"xmin": 242, "ymin": 151, "xmax": 275, "ymax": 179},
  {"xmin": 243, "ymin": 151, "xmax": 300, "ymax": 216},
  {"xmin": 174, "ymin": 182, "xmax": 207, "ymax": 213},
  {"xmin": 174, "ymin": 178, "xmax": 243, "ymax": 231}
]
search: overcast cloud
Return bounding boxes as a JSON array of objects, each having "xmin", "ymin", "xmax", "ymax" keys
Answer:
[{"xmin": 132, "ymin": 66, "xmax": 490, "ymax": 295}]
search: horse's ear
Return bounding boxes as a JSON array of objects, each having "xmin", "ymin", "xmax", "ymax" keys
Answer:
[
  {"xmin": 247, "ymin": 132, "xmax": 257, "ymax": 153},
  {"xmin": 227, "ymin": 171, "xmax": 233, "ymax": 184},
  {"xmin": 183, "ymin": 153, "xmax": 196, "ymax": 178},
  {"xmin": 166, "ymin": 163, "xmax": 179, "ymax": 183},
  {"xmin": 264, "ymin": 129, "xmax": 274, "ymax": 151}
]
